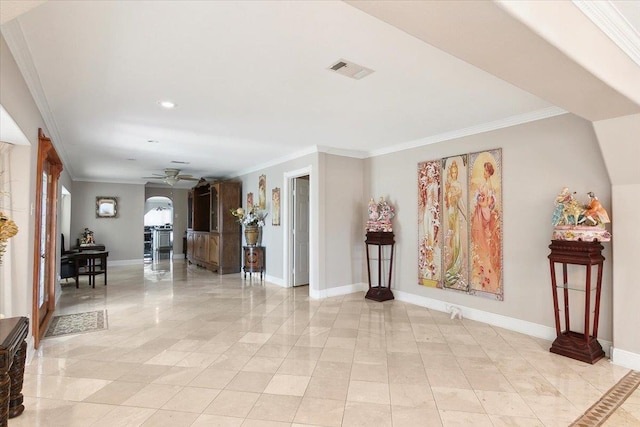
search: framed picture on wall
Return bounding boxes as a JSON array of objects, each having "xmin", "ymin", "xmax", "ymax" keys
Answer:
[
  {"xmin": 272, "ymin": 188, "xmax": 280, "ymax": 226},
  {"xmin": 259, "ymin": 174, "xmax": 266, "ymax": 209},
  {"xmin": 96, "ymin": 196, "xmax": 118, "ymax": 218}
]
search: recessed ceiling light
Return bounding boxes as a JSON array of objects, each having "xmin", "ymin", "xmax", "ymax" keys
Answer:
[{"xmin": 159, "ymin": 100, "xmax": 176, "ymax": 109}]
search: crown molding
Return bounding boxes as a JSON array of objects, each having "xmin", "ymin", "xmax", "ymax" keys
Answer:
[
  {"xmin": 573, "ymin": 0, "xmax": 640, "ymax": 67},
  {"xmin": 368, "ymin": 106, "xmax": 567, "ymax": 158},
  {"xmin": 2, "ymin": 21, "xmax": 75, "ymax": 176}
]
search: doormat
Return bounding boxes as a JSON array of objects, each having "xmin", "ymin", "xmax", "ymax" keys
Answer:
[
  {"xmin": 570, "ymin": 370, "xmax": 640, "ymax": 426},
  {"xmin": 44, "ymin": 310, "xmax": 107, "ymax": 338}
]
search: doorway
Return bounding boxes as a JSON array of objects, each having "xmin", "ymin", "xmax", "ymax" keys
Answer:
[
  {"xmin": 32, "ymin": 129, "xmax": 63, "ymax": 348},
  {"xmin": 144, "ymin": 196, "xmax": 174, "ymax": 261},
  {"xmin": 284, "ymin": 168, "xmax": 311, "ymax": 288}
]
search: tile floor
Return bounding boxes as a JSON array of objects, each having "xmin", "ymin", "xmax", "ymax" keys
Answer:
[{"xmin": 14, "ymin": 259, "xmax": 640, "ymax": 426}]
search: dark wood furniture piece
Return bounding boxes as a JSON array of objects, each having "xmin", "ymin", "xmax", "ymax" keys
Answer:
[
  {"xmin": 365, "ymin": 231, "xmax": 395, "ymax": 302},
  {"xmin": 548, "ymin": 240, "xmax": 605, "ymax": 364},
  {"xmin": 186, "ymin": 180, "xmax": 242, "ymax": 274},
  {"xmin": 0, "ymin": 316, "xmax": 28, "ymax": 425},
  {"xmin": 74, "ymin": 244, "xmax": 106, "ymax": 252},
  {"xmin": 243, "ymin": 246, "xmax": 265, "ymax": 280},
  {"xmin": 71, "ymin": 250, "xmax": 109, "ymax": 288}
]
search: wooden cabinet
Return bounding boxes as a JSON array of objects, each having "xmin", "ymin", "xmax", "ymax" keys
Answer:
[{"xmin": 186, "ymin": 180, "xmax": 241, "ymax": 273}]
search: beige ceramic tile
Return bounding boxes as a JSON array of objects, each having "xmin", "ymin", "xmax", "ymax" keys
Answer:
[
  {"xmin": 342, "ymin": 401, "xmax": 392, "ymax": 427},
  {"xmin": 246, "ymin": 393, "xmax": 302, "ymax": 422},
  {"xmin": 263, "ymin": 374, "xmax": 310, "ymax": 396},
  {"xmin": 293, "ymin": 397, "xmax": 346, "ymax": 427},
  {"xmin": 203, "ymin": 390, "xmax": 261, "ymax": 417},
  {"xmin": 161, "ymin": 386, "xmax": 221, "ymax": 413},
  {"xmin": 305, "ymin": 375, "xmax": 349, "ymax": 401},
  {"xmin": 26, "ymin": 260, "xmax": 633, "ymax": 427}
]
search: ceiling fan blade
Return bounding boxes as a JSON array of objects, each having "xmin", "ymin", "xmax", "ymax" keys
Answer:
[
  {"xmin": 142, "ymin": 176, "xmax": 164, "ymax": 179},
  {"xmin": 179, "ymin": 177, "xmax": 199, "ymax": 181}
]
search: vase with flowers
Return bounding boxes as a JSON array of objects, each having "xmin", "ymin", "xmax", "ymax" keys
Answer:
[{"xmin": 231, "ymin": 206, "xmax": 268, "ymax": 246}]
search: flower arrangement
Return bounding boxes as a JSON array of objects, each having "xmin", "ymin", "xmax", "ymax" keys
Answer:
[
  {"xmin": 231, "ymin": 206, "xmax": 268, "ymax": 228},
  {"xmin": 0, "ymin": 212, "xmax": 18, "ymax": 264}
]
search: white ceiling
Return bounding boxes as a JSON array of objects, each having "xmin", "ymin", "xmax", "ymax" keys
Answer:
[{"xmin": 1, "ymin": 1, "xmax": 638, "ymax": 187}]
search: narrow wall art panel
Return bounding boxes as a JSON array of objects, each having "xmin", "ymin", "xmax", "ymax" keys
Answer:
[
  {"xmin": 418, "ymin": 160, "xmax": 443, "ymax": 288},
  {"xmin": 442, "ymin": 155, "xmax": 469, "ymax": 292},
  {"xmin": 468, "ymin": 149, "xmax": 503, "ymax": 300}
]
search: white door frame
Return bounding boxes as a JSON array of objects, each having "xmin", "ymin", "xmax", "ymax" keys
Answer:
[{"xmin": 283, "ymin": 166, "xmax": 315, "ymax": 291}]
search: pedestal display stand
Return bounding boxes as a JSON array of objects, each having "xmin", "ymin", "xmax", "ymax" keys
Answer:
[
  {"xmin": 243, "ymin": 246, "xmax": 265, "ymax": 280},
  {"xmin": 365, "ymin": 232, "xmax": 395, "ymax": 302},
  {"xmin": 548, "ymin": 240, "xmax": 605, "ymax": 364}
]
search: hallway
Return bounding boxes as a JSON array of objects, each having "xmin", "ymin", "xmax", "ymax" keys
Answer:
[{"xmin": 16, "ymin": 260, "xmax": 638, "ymax": 426}]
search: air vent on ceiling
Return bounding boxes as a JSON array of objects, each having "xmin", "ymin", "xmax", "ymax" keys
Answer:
[
  {"xmin": 327, "ymin": 59, "xmax": 374, "ymax": 80},
  {"xmin": 171, "ymin": 160, "xmax": 190, "ymax": 165}
]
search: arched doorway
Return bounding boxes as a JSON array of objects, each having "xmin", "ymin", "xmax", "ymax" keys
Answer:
[{"xmin": 144, "ymin": 196, "xmax": 173, "ymax": 260}]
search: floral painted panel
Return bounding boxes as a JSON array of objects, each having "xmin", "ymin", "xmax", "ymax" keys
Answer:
[
  {"xmin": 418, "ymin": 160, "xmax": 442, "ymax": 287},
  {"xmin": 442, "ymin": 155, "xmax": 469, "ymax": 292},
  {"xmin": 468, "ymin": 149, "xmax": 503, "ymax": 300}
]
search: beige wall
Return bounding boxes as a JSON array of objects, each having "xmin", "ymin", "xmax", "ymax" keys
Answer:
[
  {"xmin": 367, "ymin": 114, "xmax": 614, "ymax": 340},
  {"xmin": 0, "ymin": 34, "xmax": 40, "ymax": 322},
  {"xmin": 71, "ymin": 181, "xmax": 144, "ymax": 262},
  {"xmin": 235, "ymin": 153, "xmax": 318, "ymax": 283},
  {"xmin": 323, "ymin": 154, "xmax": 365, "ymax": 288},
  {"xmin": 593, "ymin": 114, "xmax": 640, "ymax": 366}
]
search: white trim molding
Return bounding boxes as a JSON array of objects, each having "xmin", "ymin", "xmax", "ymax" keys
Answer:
[
  {"xmin": 309, "ymin": 282, "xmax": 367, "ymax": 300},
  {"xmin": 574, "ymin": 0, "xmax": 640, "ymax": 67},
  {"xmin": 368, "ymin": 107, "xmax": 567, "ymax": 158},
  {"xmin": 393, "ymin": 290, "xmax": 612, "ymax": 358},
  {"xmin": 611, "ymin": 347, "xmax": 640, "ymax": 371}
]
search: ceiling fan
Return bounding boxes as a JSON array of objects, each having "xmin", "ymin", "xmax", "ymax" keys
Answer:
[{"xmin": 143, "ymin": 168, "xmax": 199, "ymax": 186}]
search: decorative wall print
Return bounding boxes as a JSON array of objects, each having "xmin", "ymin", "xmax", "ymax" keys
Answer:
[
  {"xmin": 418, "ymin": 160, "xmax": 442, "ymax": 287},
  {"xmin": 442, "ymin": 156, "xmax": 469, "ymax": 292},
  {"xmin": 468, "ymin": 149, "xmax": 503, "ymax": 300},
  {"xmin": 272, "ymin": 187, "xmax": 281, "ymax": 226},
  {"xmin": 259, "ymin": 174, "xmax": 266, "ymax": 209},
  {"xmin": 247, "ymin": 192, "xmax": 254, "ymax": 210},
  {"xmin": 96, "ymin": 196, "xmax": 118, "ymax": 218}
]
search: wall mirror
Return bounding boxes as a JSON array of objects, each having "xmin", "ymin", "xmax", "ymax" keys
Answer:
[{"xmin": 96, "ymin": 196, "xmax": 118, "ymax": 218}]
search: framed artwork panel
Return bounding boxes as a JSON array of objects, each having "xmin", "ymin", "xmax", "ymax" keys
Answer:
[
  {"xmin": 468, "ymin": 148, "xmax": 503, "ymax": 300},
  {"xmin": 418, "ymin": 160, "xmax": 443, "ymax": 287},
  {"xmin": 259, "ymin": 174, "xmax": 266, "ymax": 209},
  {"xmin": 272, "ymin": 188, "xmax": 281, "ymax": 226},
  {"xmin": 442, "ymin": 155, "xmax": 469, "ymax": 292}
]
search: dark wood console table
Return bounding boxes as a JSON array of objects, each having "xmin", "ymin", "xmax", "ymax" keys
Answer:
[
  {"xmin": 548, "ymin": 240, "xmax": 605, "ymax": 364},
  {"xmin": 71, "ymin": 250, "xmax": 109, "ymax": 288},
  {"xmin": 0, "ymin": 316, "xmax": 28, "ymax": 425},
  {"xmin": 243, "ymin": 246, "xmax": 265, "ymax": 280},
  {"xmin": 365, "ymin": 232, "xmax": 395, "ymax": 302}
]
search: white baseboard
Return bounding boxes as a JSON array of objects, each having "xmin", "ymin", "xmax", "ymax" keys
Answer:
[
  {"xmin": 310, "ymin": 282, "xmax": 367, "ymax": 299},
  {"xmin": 611, "ymin": 347, "xmax": 640, "ymax": 371},
  {"xmin": 392, "ymin": 290, "xmax": 615, "ymax": 359},
  {"xmin": 264, "ymin": 274, "xmax": 285, "ymax": 287}
]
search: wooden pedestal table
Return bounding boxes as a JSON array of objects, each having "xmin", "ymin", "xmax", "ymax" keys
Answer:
[
  {"xmin": 0, "ymin": 316, "xmax": 29, "ymax": 426},
  {"xmin": 548, "ymin": 240, "xmax": 605, "ymax": 364},
  {"xmin": 365, "ymin": 232, "xmax": 395, "ymax": 302},
  {"xmin": 243, "ymin": 246, "xmax": 265, "ymax": 280},
  {"xmin": 72, "ymin": 250, "xmax": 109, "ymax": 288}
]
